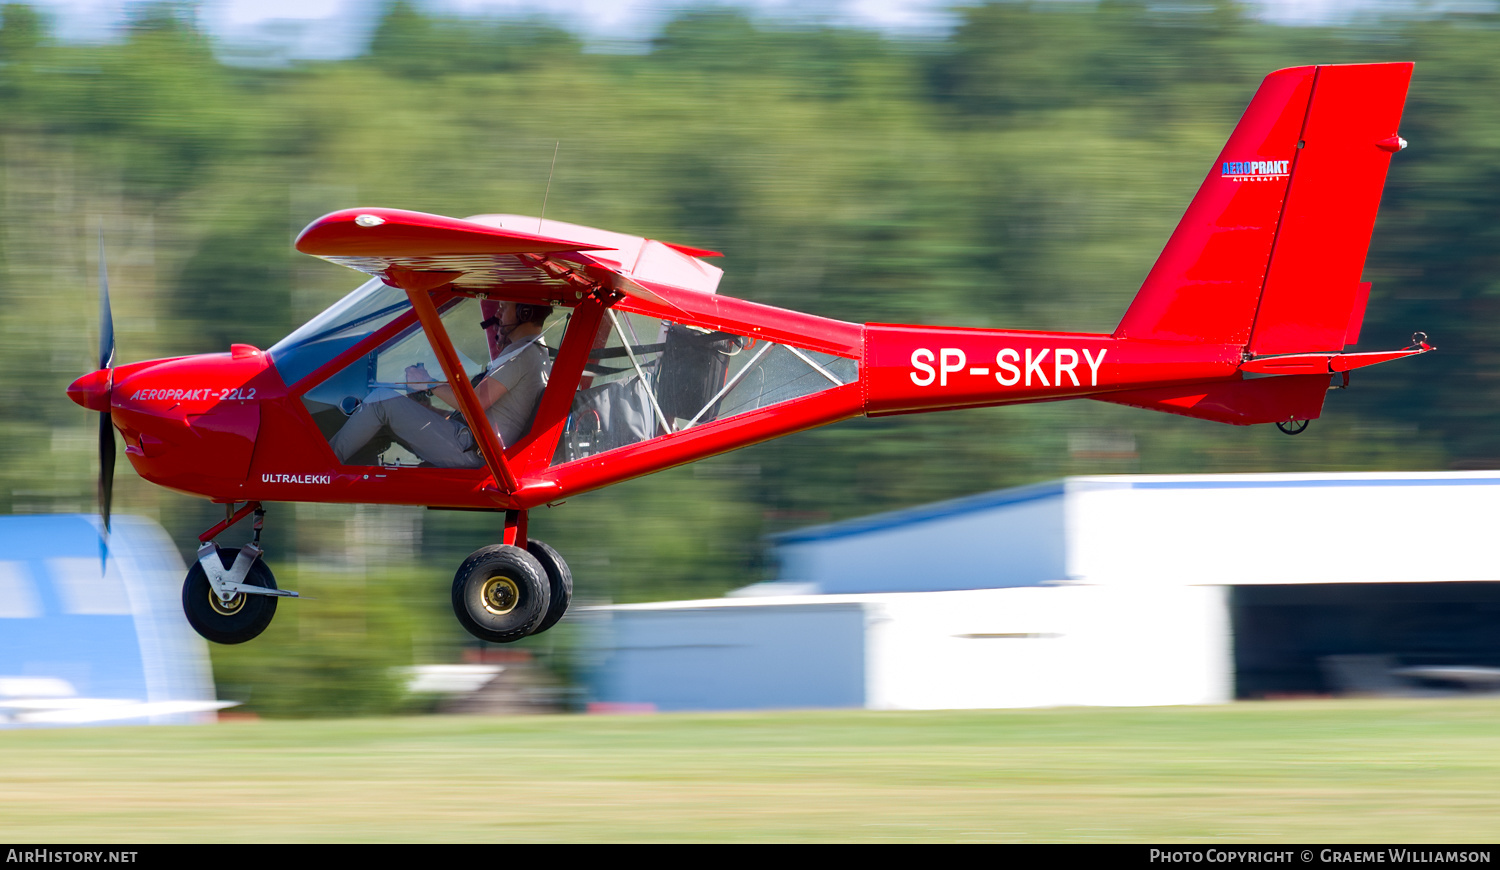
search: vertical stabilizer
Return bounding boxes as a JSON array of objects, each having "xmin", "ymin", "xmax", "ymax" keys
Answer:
[
  {"xmin": 1115, "ymin": 63, "xmax": 1412, "ymax": 354},
  {"xmin": 1115, "ymin": 66, "xmax": 1315, "ymax": 345}
]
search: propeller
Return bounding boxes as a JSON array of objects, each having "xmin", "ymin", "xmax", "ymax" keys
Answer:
[{"xmin": 97, "ymin": 229, "xmax": 115, "ymax": 535}]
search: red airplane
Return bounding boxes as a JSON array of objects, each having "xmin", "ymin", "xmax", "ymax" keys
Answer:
[{"xmin": 68, "ymin": 62, "xmax": 1430, "ymax": 646}]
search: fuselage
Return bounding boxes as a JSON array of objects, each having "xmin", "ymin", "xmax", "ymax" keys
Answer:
[{"xmin": 69, "ymin": 281, "xmax": 1251, "ymax": 513}]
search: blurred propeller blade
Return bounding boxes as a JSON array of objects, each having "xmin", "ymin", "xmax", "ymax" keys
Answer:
[
  {"xmin": 99, "ymin": 229, "xmax": 114, "ymax": 370},
  {"xmin": 99, "ymin": 407, "xmax": 115, "ymax": 534},
  {"xmin": 97, "ymin": 229, "xmax": 115, "ymax": 535}
]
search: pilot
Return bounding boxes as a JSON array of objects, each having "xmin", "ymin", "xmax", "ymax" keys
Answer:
[{"xmin": 329, "ymin": 301, "xmax": 552, "ymax": 468}]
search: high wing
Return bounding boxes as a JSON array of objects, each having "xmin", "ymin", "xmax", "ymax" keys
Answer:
[
  {"xmin": 294, "ymin": 207, "xmax": 731, "ymax": 498},
  {"xmin": 295, "ymin": 208, "xmax": 724, "ymax": 309}
]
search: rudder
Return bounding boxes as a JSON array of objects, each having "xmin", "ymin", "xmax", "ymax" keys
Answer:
[
  {"xmin": 1248, "ymin": 62, "xmax": 1412, "ymax": 354},
  {"xmin": 1115, "ymin": 63, "xmax": 1412, "ymax": 354}
]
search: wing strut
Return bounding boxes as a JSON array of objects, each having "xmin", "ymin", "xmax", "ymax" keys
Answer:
[
  {"xmin": 389, "ymin": 268, "xmax": 518, "ymax": 497},
  {"xmin": 508, "ymin": 292, "xmax": 610, "ymax": 472}
]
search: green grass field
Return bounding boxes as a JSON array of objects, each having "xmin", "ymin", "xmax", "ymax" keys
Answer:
[{"xmin": 2, "ymin": 698, "xmax": 1498, "ymax": 843}]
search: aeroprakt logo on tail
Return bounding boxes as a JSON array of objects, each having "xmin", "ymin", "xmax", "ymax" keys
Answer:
[{"xmin": 1221, "ymin": 159, "xmax": 1291, "ymax": 181}]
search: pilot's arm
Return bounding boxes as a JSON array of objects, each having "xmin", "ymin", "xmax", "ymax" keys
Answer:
[
  {"xmin": 405, "ymin": 363, "xmax": 510, "ymax": 411},
  {"xmin": 452, "ymin": 374, "xmax": 509, "ymax": 410}
]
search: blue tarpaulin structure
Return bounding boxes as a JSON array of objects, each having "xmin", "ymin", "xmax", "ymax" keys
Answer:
[{"xmin": 0, "ymin": 515, "xmax": 224, "ymax": 727}]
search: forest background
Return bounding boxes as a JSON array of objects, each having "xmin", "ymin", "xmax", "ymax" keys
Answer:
[{"xmin": 1, "ymin": 0, "xmax": 1494, "ymax": 714}]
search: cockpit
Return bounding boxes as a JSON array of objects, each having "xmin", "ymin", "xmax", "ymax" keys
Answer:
[{"xmin": 268, "ymin": 276, "xmax": 859, "ymax": 470}]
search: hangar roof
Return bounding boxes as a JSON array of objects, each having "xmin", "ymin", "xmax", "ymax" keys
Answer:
[{"xmin": 757, "ymin": 471, "xmax": 1500, "ymax": 595}]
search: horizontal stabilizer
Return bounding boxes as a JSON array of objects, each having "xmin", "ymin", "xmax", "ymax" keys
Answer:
[
  {"xmin": 1094, "ymin": 374, "xmax": 1330, "ymax": 426},
  {"xmin": 1239, "ymin": 345, "xmax": 1429, "ymax": 376}
]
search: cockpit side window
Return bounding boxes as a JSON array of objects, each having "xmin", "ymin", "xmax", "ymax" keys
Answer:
[
  {"xmin": 553, "ymin": 310, "xmax": 857, "ymax": 466},
  {"xmin": 268, "ymin": 278, "xmax": 410, "ymax": 388}
]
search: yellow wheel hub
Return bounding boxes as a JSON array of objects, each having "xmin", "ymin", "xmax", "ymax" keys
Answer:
[
  {"xmin": 481, "ymin": 575, "xmax": 520, "ymax": 616},
  {"xmin": 208, "ymin": 588, "xmax": 245, "ymax": 616}
]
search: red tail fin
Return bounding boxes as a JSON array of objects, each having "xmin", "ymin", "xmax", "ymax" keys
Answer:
[
  {"xmin": 1115, "ymin": 63, "xmax": 1412, "ymax": 352},
  {"xmin": 1104, "ymin": 63, "xmax": 1413, "ymax": 426},
  {"xmin": 1248, "ymin": 63, "xmax": 1412, "ymax": 353}
]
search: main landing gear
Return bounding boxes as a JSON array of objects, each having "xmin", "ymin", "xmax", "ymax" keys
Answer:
[
  {"xmin": 181, "ymin": 504, "xmax": 570, "ymax": 645},
  {"xmin": 451, "ymin": 510, "xmax": 572, "ymax": 644},
  {"xmin": 184, "ymin": 503, "xmax": 299, "ymax": 645}
]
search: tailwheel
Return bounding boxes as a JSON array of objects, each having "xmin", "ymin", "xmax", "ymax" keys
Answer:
[
  {"xmin": 526, "ymin": 539, "xmax": 573, "ymax": 636},
  {"xmin": 182, "ymin": 547, "xmax": 279, "ymax": 645},
  {"xmin": 452, "ymin": 545, "xmax": 550, "ymax": 643}
]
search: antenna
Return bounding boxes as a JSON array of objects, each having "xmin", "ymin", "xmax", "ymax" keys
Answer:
[{"xmin": 538, "ymin": 141, "xmax": 559, "ymax": 234}]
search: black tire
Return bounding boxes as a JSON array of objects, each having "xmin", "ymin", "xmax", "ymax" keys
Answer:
[
  {"xmin": 452, "ymin": 545, "xmax": 550, "ymax": 643},
  {"xmin": 526, "ymin": 539, "xmax": 573, "ymax": 636},
  {"xmin": 182, "ymin": 548, "xmax": 278, "ymax": 645}
]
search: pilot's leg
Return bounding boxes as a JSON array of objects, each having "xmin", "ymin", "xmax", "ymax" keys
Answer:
[
  {"xmin": 329, "ymin": 388, "xmax": 404, "ymax": 463},
  {"xmin": 330, "ymin": 389, "xmax": 482, "ymax": 468}
]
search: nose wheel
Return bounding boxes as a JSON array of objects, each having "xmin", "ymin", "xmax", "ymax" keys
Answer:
[
  {"xmin": 183, "ymin": 546, "xmax": 280, "ymax": 644},
  {"xmin": 184, "ymin": 504, "xmax": 299, "ymax": 644}
]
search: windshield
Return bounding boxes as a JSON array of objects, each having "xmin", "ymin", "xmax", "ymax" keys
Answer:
[
  {"xmin": 268, "ymin": 278, "xmax": 410, "ymax": 388},
  {"xmin": 299, "ymin": 297, "xmax": 565, "ymax": 468}
]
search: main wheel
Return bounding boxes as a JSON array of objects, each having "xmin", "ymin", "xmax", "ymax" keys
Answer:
[
  {"xmin": 452, "ymin": 545, "xmax": 550, "ymax": 643},
  {"xmin": 182, "ymin": 548, "xmax": 278, "ymax": 645},
  {"xmin": 526, "ymin": 539, "xmax": 573, "ymax": 636}
]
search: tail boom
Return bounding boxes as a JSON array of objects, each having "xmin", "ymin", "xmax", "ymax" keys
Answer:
[
  {"xmin": 861, "ymin": 325, "xmax": 1431, "ymax": 421},
  {"xmin": 863, "ymin": 325, "xmax": 1239, "ymax": 416},
  {"xmin": 1092, "ymin": 375, "xmax": 1331, "ymax": 426}
]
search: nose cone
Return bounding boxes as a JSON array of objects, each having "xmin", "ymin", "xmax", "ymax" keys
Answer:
[{"xmin": 67, "ymin": 368, "xmax": 112, "ymax": 412}]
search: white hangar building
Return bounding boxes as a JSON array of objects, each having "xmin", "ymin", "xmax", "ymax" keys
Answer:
[{"xmin": 583, "ymin": 472, "xmax": 1500, "ymax": 711}]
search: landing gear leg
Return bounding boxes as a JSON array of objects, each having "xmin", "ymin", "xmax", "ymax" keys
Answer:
[
  {"xmin": 183, "ymin": 503, "xmax": 299, "ymax": 645},
  {"xmin": 451, "ymin": 509, "xmax": 571, "ymax": 642}
]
